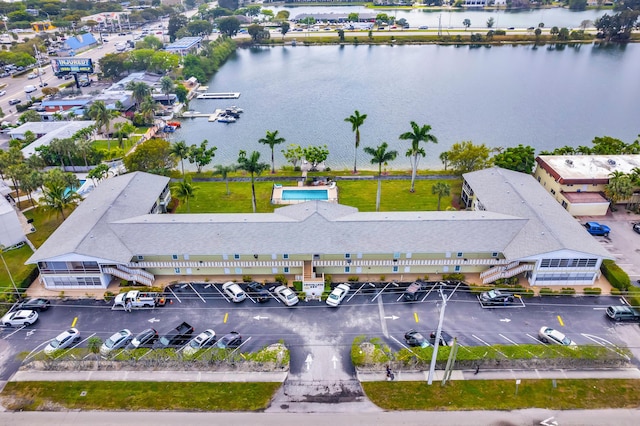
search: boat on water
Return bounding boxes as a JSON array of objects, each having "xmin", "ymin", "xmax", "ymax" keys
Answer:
[
  {"xmin": 197, "ymin": 92, "xmax": 241, "ymax": 100},
  {"xmin": 163, "ymin": 125, "xmax": 177, "ymax": 133},
  {"xmin": 166, "ymin": 121, "xmax": 181, "ymax": 128},
  {"xmin": 226, "ymin": 106, "xmax": 243, "ymax": 113},
  {"xmin": 217, "ymin": 115, "xmax": 236, "ymax": 123}
]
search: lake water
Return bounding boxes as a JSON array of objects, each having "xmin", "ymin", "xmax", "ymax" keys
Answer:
[{"xmin": 172, "ymin": 42, "xmax": 639, "ymax": 172}]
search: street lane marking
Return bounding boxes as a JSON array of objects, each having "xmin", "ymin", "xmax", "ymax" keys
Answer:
[
  {"xmin": 414, "ymin": 312, "xmax": 419, "ymax": 323},
  {"xmin": 557, "ymin": 315, "xmax": 564, "ymax": 326},
  {"xmin": 71, "ymin": 317, "xmax": 78, "ymax": 327},
  {"xmin": 223, "ymin": 313, "xmax": 228, "ymax": 323}
]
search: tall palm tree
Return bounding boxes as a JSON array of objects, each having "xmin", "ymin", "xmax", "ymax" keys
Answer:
[
  {"xmin": 236, "ymin": 151, "xmax": 269, "ymax": 213},
  {"xmin": 139, "ymin": 96, "xmax": 156, "ymax": 125},
  {"xmin": 126, "ymin": 81, "xmax": 152, "ymax": 108},
  {"xmin": 41, "ymin": 183, "xmax": 82, "ymax": 220},
  {"xmin": 363, "ymin": 142, "xmax": 398, "ymax": 212},
  {"xmin": 87, "ymin": 100, "xmax": 109, "ymax": 137},
  {"xmin": 50, "ymin": 137, "xmax": 78, "ymax": 171},
  {"xmin": 172, "ymin": 178, "xmax": 198, "ymax": 213},
  {"xmin": 399, "ymin": 121, "xmax": 438, "ymax": 193},
  {"xmin": 439, "ymin": 151, "xmax": 450, "ymax": 171},
  {"xmin": 344, "ymin": 110, "xmax": 367, "ymax": 174},
  {"xmin": 170, "ymin": 141, "xmax": 190, "ymax": 179},
  {"xmin": 605, "ymin": 170, "xmax": 633, "ymax": 209},
  {"xmin": 431, "ymin": 182, "xmax": 451, "ymax": 211},
  {"xmin": 160, "ymin": 76, "xmax": 174, "ymax": 103},
  {"xmin": 214, "ymin": 164, "xmax": 237, "ymax": 195},
  {"xmin": 258, "ymin": 130, "xmax": 285, "ymax": 174}
]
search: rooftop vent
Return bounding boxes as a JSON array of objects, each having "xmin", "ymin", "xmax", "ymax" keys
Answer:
[
  {"xmin": 565, "ymin": 159, "xmax": 573, "ymax": 166},
  {"xmin": 608, "ymin": 159, "xmax": 616, "ymax": 166}
]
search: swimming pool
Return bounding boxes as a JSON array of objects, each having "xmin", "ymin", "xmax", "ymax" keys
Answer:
[
  {"xmin": 64, "ymin": 179, "xmax": 86, "ymax": 196},
  {"xmin": 281, "ymin": 189, "xmax": 329, "ymax": 201}
]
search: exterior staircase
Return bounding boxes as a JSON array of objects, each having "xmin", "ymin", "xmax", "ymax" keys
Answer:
[
  {"xmin": 480, "ymin": 262, "xmax": 533, "ymax": 284},
  {"xmin": 104, "ymin": 265, "xmax": 154, "ymax": 286}
]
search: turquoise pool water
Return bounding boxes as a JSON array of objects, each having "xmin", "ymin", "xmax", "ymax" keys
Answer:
[
  {"xmin": 281, "ymin": 189, "xmax": 328, "ymax": 201},
  {"xmin": 64, "ymin": 180, "xmax": 86, "ymax": 196}
]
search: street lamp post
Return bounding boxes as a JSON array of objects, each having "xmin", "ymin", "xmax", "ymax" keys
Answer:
[{"xmin": 0, "ymin": 245, "xmax": 20, "ymax": 299}]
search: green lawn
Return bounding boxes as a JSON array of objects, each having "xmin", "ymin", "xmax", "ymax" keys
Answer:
[
  {"xmin": 175, "ymin": 178, "xmax": 460, "ymax": 213},
  {"xmin": 362, "ymin": 379, "xmax": 640, "ymax": 411},
  {"xmin": 1, "ymin": 381, "xmax": 281, "ymax": 411}
]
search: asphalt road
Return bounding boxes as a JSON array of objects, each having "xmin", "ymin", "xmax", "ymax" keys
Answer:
[{"xmin": 1, "ymin": 281, "xmax": 638, "ymax": 382}]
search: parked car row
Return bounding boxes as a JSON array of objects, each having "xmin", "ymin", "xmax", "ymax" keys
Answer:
[{"xmin": 1, "ymin": 298, "xmax": 51, "ymax": 327}]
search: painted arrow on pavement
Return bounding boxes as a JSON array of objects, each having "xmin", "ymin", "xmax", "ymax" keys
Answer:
[
  {"xmin": 384, "ymin": 315, "xmax": 399, "ymax": 320},
  {"xmin": 305, "ymin": 354, "xmax": 313, "ymax": 371},
  {"xmin": 148, "ymin": 318, "xmax": 160, "ymax": 323},
  {"xmin": 331, "ymin": 355, "xmax": 338, "ymax": 369},
  {"xmin": 253, "ymin": 315, "xmax": 269, "ymax": 320},
  {"xmin": 500, "ymin": 318, "xmax": 511, "ymax": 323}
]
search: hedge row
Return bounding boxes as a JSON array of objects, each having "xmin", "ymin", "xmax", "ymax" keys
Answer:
[{"xmin": 601, "ymin": 259, "xmax": 631, "ymax": 291}]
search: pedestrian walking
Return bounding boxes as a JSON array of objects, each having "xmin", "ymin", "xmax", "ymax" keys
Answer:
[
  {"xmin": 125, "ymin": 301, "xmax": 132, "ymax": 312},
  {"xmin": 386, "ymin": 365, "xmax": 394, "ymax": 381}
]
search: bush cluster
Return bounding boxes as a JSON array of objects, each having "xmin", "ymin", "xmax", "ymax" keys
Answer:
[{"xmin": 601, "ymin": 259, "xmax": 631, "ymax": 291}]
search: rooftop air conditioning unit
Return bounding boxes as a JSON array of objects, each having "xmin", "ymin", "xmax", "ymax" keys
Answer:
[
  {"xmin": 565, "ymin": 159, "xmax": 573, "ymax": 166},
  {"xmin": 608, "ymin": 159, "xmax": 616, "ymax": 166}
]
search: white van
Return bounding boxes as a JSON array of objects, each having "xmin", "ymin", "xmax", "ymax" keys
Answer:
[{"xmin": 24, "ymin": 85, "xmax": 37, "ymax": 93}]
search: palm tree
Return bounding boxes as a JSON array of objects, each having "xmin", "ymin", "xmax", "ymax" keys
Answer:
[
  {"xmin": 432, "ymin": 182, "xmax": 451, "ymax": 211},
  {"xmin": 399, "ymin": 121, "xmax": 438, "ymax": 193},
  {"xmin": 87, "ymin": 100, "xmax": 109, "ymax": 137},
  {"xmin": 50, "ymin": 137, "xmax": 78, "ymax": 171},
  {"xmin": 41, "ymin": 183, "xmax": 82, "ymax": 220},
  {"xmin": 214, "ymin": 164, "xmax": 237, "ymax": 195},
  {"xmin": 170, "ymin": 140, "xmax": 190, "ymax": 179},
  {"xmin": 139, "ymin": 96, "xmax": 156, "ymax": 125},
  {"xmin": 258, "ymin": 130, "xmax": 285, "ymax": 174},
  {"xmin": 344, "ymin": 110, "xmax": 367, "ymax": 174},
  {"xmin": 605, "ymin": 170, "xmax": 634, "ymax": 210},
  {"xmin": 160, "ymin": 76, "xmax": 174, "ymax": 103},
  {"xmin": 439, "ymin": 151, "xmax": 450, "ymax": 171},
  {"xmin": 172, "ymin": 178, "xmax": 198, "ymax": 213},
  {"xmin": 236, "ymin": 151, "xmax": 269, "ymax": 213},
  {"xmin": 126, "ymin": 81, "xmax": 152, "ymax": 108},
  {"xmin": 363, "ymin": 142, "xmax": 398, "ymax": 212}
]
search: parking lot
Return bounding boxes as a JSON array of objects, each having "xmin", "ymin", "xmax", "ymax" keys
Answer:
[{"xmin": 2, "ymin": 281, "xmax": 639, "ymax": 383}]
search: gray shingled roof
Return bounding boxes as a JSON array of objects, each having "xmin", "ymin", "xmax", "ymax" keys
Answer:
[
  {"xmin": 27, "ymin": 172, "xmax": 170, "ymax": 264},
  {"xmin": 463, "ymin": 167, "xmax": 611, "ymax": 259}
]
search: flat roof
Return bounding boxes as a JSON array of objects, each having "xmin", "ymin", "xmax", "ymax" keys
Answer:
[
  {"xmin": 562, "ymin": 192, "xmax": 609, "ymax": 203},
  {"xmin": 165, "ymin": 37, "xmax": 202, "ymax": 51},
  {"xmin": 536, "ymin": 155, "xmax": 640, "ymax": 184}
]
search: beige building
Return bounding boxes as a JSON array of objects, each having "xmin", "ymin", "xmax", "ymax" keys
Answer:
[{"xmin": 534, "ymin": 155, "xmax": 640, "ymax": 216}]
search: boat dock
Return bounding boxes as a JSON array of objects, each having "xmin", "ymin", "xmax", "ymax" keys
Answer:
[
  {"xmin": 196, "ymin": 92, "xmax": 241, "ymax": 99},
  {"xmin": 179, "ymin": 109, "xmax": 239, "ymax": 122}
]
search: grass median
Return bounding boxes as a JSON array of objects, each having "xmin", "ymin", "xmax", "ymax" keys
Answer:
[
  {"xmin": 363, "ymin": 379, "xmax": 640, "ymax": 411},
  {"xmin": 1, "ymin": 381, "xmax": 281, "ymax": 411}
]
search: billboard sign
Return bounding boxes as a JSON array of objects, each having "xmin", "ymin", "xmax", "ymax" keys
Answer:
[{"xmin": 51, "ymin": 58, "xmax": 94, "ymax": 75}]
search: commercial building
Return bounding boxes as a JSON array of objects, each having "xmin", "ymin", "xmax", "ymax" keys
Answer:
[{"xmin": 27, "ymin": 168, "xmax": 610, "ymax": 291}]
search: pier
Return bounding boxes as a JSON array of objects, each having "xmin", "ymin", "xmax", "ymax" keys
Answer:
[{"xmin": 196, "ymin": 92, "xmax": 241, "ymax": 99}]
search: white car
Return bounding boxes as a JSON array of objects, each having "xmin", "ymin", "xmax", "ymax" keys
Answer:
[
  {"xmin": 0, "ymin": 90, "xmax": 5, "ymax": 96},
  {"xmin": 538, "ymin": 326, "xmax": 576, "ymax": 347},
  {"xmin": 100, "ymin": 329, "xmax": 133, "ymax": 356},
  {"xmin": 326, "ymin": 283, "xmax": 350, "ymax": 307},
  {"xmin": 222, "ymin": 281, "xmax": 247, "ymax": 303},
  {"xmin": 24, "ymin": 85, "xmax": 37, "ymax": 93},
  {"xmin": 44, "ymin": 328, "xmax": 81, "ymax": 356},
  {"xmin": 2, "ymin": 309, "xmax": 38, "ymax": 327},
  {"xmin": 274, "ymin": 285, "xmax": 299, "ymax": 306},
  {"xmin": 183, "ymin": 329, "xmax": 216, "ymax": 357}
]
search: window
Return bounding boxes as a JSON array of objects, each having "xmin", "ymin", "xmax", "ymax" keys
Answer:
[
  {"xmin": 172, "ymin": 254, "xmax": 178, "ymax": 260},
  {"xmin": 540, "ymin": 258, "xmax": 598, "ymax": 268},
  {"xmin": 392, "ymin": 265, "xmax": 398, "ymax": 273},
  {"xmin": 235, "ymin": 267, "xmax": 242, "ymax": 274},
  {"xmin": 491, "ymin": 252, "xmax": 498, "ymax": 257},
  {"xmin": 284, "ymin": 267, "xmax": 290, "ymax": 273},
  {"xmin": 233, "ymin": 254, "xmax": 240, "ymax": 260},
  {"xmin": 454, "ymin": 265, "xmax": 461, "ymax": 272},
  {"xmin": 345, "ymin": 253, "xmax": 351, "ymax": 259},
  {"xmin": 561, "ymin": 200, "xmax": 568, "ymax": 209},
  {"xmin": 537, "ymin": 176, "xmax": 541, "ymax": 182},
  {"xmin": 137, "ymin": 255, "xmax": 144, "ymax": 261},
  {"xmin": 283, "ymin": 253, "xmax": 289, "ymax": 259},
  {"xmin": 174, "ymin": 268, "xmax": 180, "ymax": 274},
  {"xmin": 393, "ymin": 252, "xmax": 400, "ymax": 259},
  {"xmin": 344, "ymin": 266, "xmax": 350, "ymax": 273},
  {"xmin": 550, "ymin": 189, "xmax": 556, "ymax": 195},
  {"xmin": 457, "ymin": 252, "xmax": 463, "ymax": 258}
]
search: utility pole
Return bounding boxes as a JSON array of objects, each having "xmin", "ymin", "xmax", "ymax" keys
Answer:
[
  {"xmin": 427, "ymin": 285, "xmax": 447, "ymax": 385},
  {"xmin": 0, "ymin": 245, "xmax": 20, "ymax": 298},
  {"xmin": 33, "ymin": 45, "xmax": 45, "ymax": 90}
]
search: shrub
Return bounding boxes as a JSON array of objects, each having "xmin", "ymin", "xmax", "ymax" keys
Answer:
[
  {"xmin": 292, "ymin": 281, "xmax": 302, "ymax": 291},
  {"xmin": 560, "ymin": 287, "xmax": 576, "ymax": 295},
  {"xmin": 494, "ymin": 30, "xmax": 506, "ymax": 36},
  {"xmin": 347, "ymin": 276, "xmax": 359, "ymax": 282},
  {"xmin": 539, "ymin": 287, "xmax": 556, "ymax": 295},
  {"xmin": 379, "ymin": 275, "xmax": 386, "ymax": 281},
  {"xmin": 442, "ymin": 273, "xmax": 465, "ymax": 281},
  {"xmin": 274, "ymin": 274, "xmax": 287, "ymax": 285},
  {"xmin": 324, "ymin": 274, "xmax": 332, "ymax": 286},
  {"xmin": 103, "ymin": 291, "xmax": 115, "ymax": 302},
  {"xmin": 242, "ymin": 275, "xmax": 252, "ymax": 282},
  {"xmin": 601, "ymin": 259, "xmax": 630, "ymax": 291},
  {"xmin": 583, "ymin": 287, "xmax": 602, "ymax": 296}
]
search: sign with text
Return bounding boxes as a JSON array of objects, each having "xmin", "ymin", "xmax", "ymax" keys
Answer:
[{"xmin": 51, "ymin": 58, "xmax": 94, "ymax": 74}]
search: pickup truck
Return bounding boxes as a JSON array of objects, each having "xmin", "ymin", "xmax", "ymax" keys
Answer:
[
  {"xmin": 584, "ymin": 222, "xmax": 610, "ymax": 236},
  {"xmin": 606, "ymin": 306, "xmax": 640, "ymax": 322},
  {"xmin": 112, "ymin": 290, "xmax": 166, "ymax": 310},
  {"xmin": 403, "ymin": 281, "xmax": 424, "ymax": 302},
  {"xmin": 153, "ymin": 322, "xmax": 194, "ymax": 348}
]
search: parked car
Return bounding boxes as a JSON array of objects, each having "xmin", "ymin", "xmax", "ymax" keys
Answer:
[
  {"xmin": 538, "ymin": 326, "xmax": 576, "ymax": 347},
  {"xmin": 404, "ymin": 329, "xmax": 430, "ymax": 348},
  {"xmin": 17, "ymin": 298, "xmax": 50, "ymax": 312},
  {"xmin": 274, "ymin": 285, "xmax": 299, "ymax": 306},
  {"xmin": 606, "ymin": 306, "xmax": 640, "ymax": 322},
  {"xmin": 326, "ymin": 283, "xmax": 350, "ymax": 307},
  {"xmin": 1, "ymin": 310, "xmax": 38, "ymax": 327},
  {"xmin": 0, "ymin": 90, "xmax": 5, "ymax": 96},
  {"xmin": 246, "ymin": 282, "xmax": 270, "ymax": 303},
  {"xmin": 100, "ymin": 329, "xmax": 133, "ymax": 356},
  {"xmin": 584, "ymin": 222, "xmax": 610, "ymax": 236},
  {"xmin": 403, "ymin": 281, "xmax": 424, "ymax": 302},
  {"xmin": 0, "ymin": 72, "xmax": 9, "ymax": 78},
  {"xmin": 429, "ymin": 331, "xmax": 454, "ymax": 346},
  {"xmin": 215, "ymin": 331, "xmax": 242, "ymax": 349},
  {"xmin": 8, "ymin": 99, "xmax": 21, "ymax": 105},
  {"xmin": 126, "ymin": 328, "xmax": 158, "ymax": 349},
  {"xmin": 222, "ymin": 281, "xmax": 247, "ymax": 303},
  {"xmin": 183, "ymin": 329, "xmax": 216, "ymax": 356},
  {"xmin": 153, "ymin": 321, "xmax": 194, "ymax": 349},
  {"xmin": 44, "ymin": 328, "xmax": 81, "ymax": 355},
  {"xmin": 478, "ymin": 289, "xmax": 515, "ymax": 305},
  {"xmin": 633, "ymin": 223, "xmax": 640, "ymax": 234}
]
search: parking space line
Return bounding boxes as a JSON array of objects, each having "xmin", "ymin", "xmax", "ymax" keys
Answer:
[
  {"xmin": 390, "ymin": 335, "xmax": 426, "ymax": 360},
  {"xmin": 499, "ymin": 334, "xmax": 519, "ymax": 345},
  {"xmin": 226, "ymin": 336, "xmax": 252, "ymax": 360},
  {"xmin": 472, "ymin": 334, "xmax": 508, "ymax": 358},
  {"xmin": 372, "ymin": 282, "xmax": 398, "ymax": 302},
  {"xmin": 71, "ymin": 317, "xmax": 78, "ymax": 327},
  {"xmin": 24, "ymin": 340, "xmax": 50, "ymax": 361},
  {"xmin": 557, "ymin": 315, "xmax": 564, "ymax": 327},
  {"xmin": 395, "ymin": 292, "xmax": 404, "ymax": 302},
  {"xmin": 446, "ymin": 281, "xmax": 462, "ymax": 300},
  {"xmin": 2, "ymin": 325, "xmax": 27, "ymax": 340},
  {"xmin": 57, "ymin": 333, "xmax": 96, "ymax": 360},
  {"xmin": 223, "ymin": 313, "xmax": 228, "ymax": 323},
  {"xmin": 167, "ymin": 287, "xmax": 181, "ymax": 303},
  {"xmin": 414, "ymin": 312, "xmax": 419, "ymax": 323},
  {"xmin": 525, "ymin": 333, "xmax": 541, "ymax": 344},
  {"xmin": 348, "ymin": 282, "xmax": 373, "ymax": 303},
  {"xmin": 421, "ymin": 285, "xmax": 435, "ymax": 302},
  {"xmin": 212, "ymin": 284, "xmax": 232, "ymax": 303},
  {"xmin": 581, "ymin": 333, "xmax": 630, "ymax": 361},
  {"xmin": 188, "ymin": 283, "xmax": 206, "ymax": 304}
]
